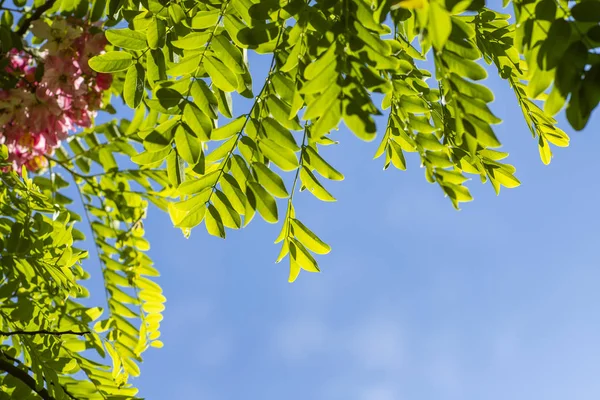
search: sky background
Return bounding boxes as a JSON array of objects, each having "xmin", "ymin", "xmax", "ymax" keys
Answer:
[{"xmin": 90, "ymin": 6, "xmax": 600, "ymax": 400}]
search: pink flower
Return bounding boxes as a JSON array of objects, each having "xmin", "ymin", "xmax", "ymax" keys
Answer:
[
  {"xmin": 1, "ymin": 19, "xmax": 111, "ymax": 173},
  {"xmin": 41, "ymin": 56, "xmax": 86, "ymax": 95},
  {"xmin": 6, "ymin": 50, "xmax": 32, "ymax": 74},
  {"xmin": 77, "ymin": 32, "xmax": 108, "ymax": 74},
  {"xmin": 32, "ymin": 19, "xmax": 82, "ymax": 53},
  {"xmin": 95, "ymin": 73, "xmax": 112, "ymax": 91}
]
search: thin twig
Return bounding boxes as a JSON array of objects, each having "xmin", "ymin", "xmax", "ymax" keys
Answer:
[
  {"xmin": 16, "ymin": 0, "xmax": 56, "ymax": 36},
  {"xmin": 205, "ymin": 12, "xmax": 286, "ymax": 206},
  {"xmin": 1, "ymin": 6, "xmax": 23, "ymax": 12},
  {"xmin": 1, "ymin": 350, "xmax": 80, "ymax": 400},
  {"xmin": 0, "ymin": 356, "xmax": 54, "ymax": 400},
  {"xmin": 0, "ymin": 329, "xmax": 90, "ymax": 336}
]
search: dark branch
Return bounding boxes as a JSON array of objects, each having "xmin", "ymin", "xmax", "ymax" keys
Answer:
[
  {"xmin": 1, "ymin": 351, "xmax": 80, "ymax": 400},
  {"xmin": 0, "ymin": 356, "xmax": 54, "ymax": 400},
  {"xmin": 0, "ymin": 329, "xmax": 90, "ymax": 337},
  {"xmin": 16, "ymin": 0, "xmax": 57, "ymax": 36}
]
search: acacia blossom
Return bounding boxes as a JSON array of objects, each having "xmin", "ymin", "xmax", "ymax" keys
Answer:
[{"xmin": 0, "ymin": 18, "xmax": 112, "ymax": 172}]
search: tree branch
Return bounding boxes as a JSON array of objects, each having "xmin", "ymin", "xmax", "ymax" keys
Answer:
[
  {"xmin": 1, "ymin": 351, "xmax": 80, "ymax": 400},
  {"xmin": 16, "ymin": 0, "xmax": 57, "ymax": 36},
  {"xmin": 0, "ymin": 356, "xmax": 54, "ymax": 400},
  {"xmin": 0, "ymin": 329, "xmax": 90, "ymax": 337}
]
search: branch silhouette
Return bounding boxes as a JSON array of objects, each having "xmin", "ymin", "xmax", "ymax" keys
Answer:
[
  {"xmin": 0, "ymin": 356, "xmax": 54, "ymax": 400},
  {"xmin": 0, "ymin": 329, "xmax": 90, "ymax": 336},
  {"xmin": 16, "ymin": 0, "xmax": 57, "ymax": 36}
]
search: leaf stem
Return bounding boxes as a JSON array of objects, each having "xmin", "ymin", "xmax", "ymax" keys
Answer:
[{"xmin": 204, "ymin": 13, "xmax": 287, "ymax": 207}]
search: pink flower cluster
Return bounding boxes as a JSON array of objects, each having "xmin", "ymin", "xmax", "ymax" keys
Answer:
[{"xmin": 0, "ymin": 18, "xmax": 112, "ymax": 172}]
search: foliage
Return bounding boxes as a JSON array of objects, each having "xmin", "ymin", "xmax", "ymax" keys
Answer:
[{"xmin": 1, "ymin": 0, "xmax": 599, "ymax": 397}]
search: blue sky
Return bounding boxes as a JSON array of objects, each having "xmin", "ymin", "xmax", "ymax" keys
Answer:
[
  {"xmin": 130, "ymin": 69, "xmax": 600, "ymax": 398},
  {"xmin": 95, "ymin": 14, "xmax": 600, "ymax": 400}
]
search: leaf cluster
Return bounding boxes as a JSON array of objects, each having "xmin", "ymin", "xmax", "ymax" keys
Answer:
[{"xmin": 1, "ymin": 0, "xmax": 599, "ymax": 396}]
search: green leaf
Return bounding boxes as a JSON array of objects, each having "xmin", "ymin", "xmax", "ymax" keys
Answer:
[
  {"xmin": 178, "ymin": 170, "xmax": 220, "ymax": 195},
  {"xmin": 305, "ymin": 44, "xmax": 337, "ymax": 80},
  {"xmin": 183, "ymin": 103, "xmax": 211, "ymax": 141},
  {"xmin": 124, "ymin": 63, "xmax": 145, "ymax": 109},
  {"xmin": 572, "ymin": 0, "xmax": 600, "ymax": 22},
  {"xmin": 212, "ymin": 116, "xmax": 245, "ymax": 140},
  {"xmin": 106, "ymin": 29, "xmax": 147, "ymax": 50},
  {"xmin": 131, "ymin": 147, "xmax": 171, "ymax": 165},
  {"xmin": 276, "ymin": 240, "xmax": 289, "ymax": 263},
  {"xmin": 389, "ymin": 140, "xmax": 407, "ymax": 170},
  {"xmin": 191, "ymin": 80, "xmax": 219, "ymax": 119},
  {"xmin": 206, "ymin": 204, "xmax": 226, "ymax": 238},
  {"xmin": 174, "ymin": 124, "xmax": 201, "ymax": 164},
  {"xmin": 252, "ymin": 163, "xmax": 289, "ymax": 198},
  {"xmin": 191, "ymin": 10, "xmax": 220, "ymax": 29},
  {"xmin": 313, "ymin": 99, "xmax": 342, "ymax": 137},
  {"xmin": 168, "ymin": 53, "xmax": 201, "ymax": 77},
  {"xmin": 229, "ymin": 154, "xmax": 252, "ymax": 188},
  {"xmin": 212, "ymin": 34, "xmax": 245, "ymax": 74},
  {"xmin": 248, "ymin": 182, "xmax": 278, "ymax": 223},
  {"xmin": 147, "ymin": 49, "xmax": 167, "ymax": 85},
  {"xmin": 221, "ymin": 174, "xmax": 247, "ymax": 214},
  {"xmin": 105, "ymin": 342, "xmax": 121, "ymax": 379},
  {"xmin": 442, "ymin": 51, "xmax": 487, "ymax": 80},
  {"xmin": 342, "ymin": 105, "xmax": 377, "ymax": 142},
  {"xmin": 169, "ymin": 3, "xmax": 185, "ymax": 24},
  {"xmin": 291, "ymin": 219, "xmax": 330, "ymax": 254},
  {"xmin": 89, "ymin": 51, "xmax": 133, "ymax": 73},
  {"xmin": 167, "ymin": 150, "xmax": 185, "ymax": 187},
  {"xmin": 168, "ymin": 191, "xmax": 210, "ymax": 227},
  {"xmin": 539, "ymin": 19, "xmax": 571, "ymax": 70},
  {"xmin": 492, "ymin": 166, "xmax": 521, "ymax": 189},
  {"xmin": 304, "ymin": 82, "xmax": 342, "ymax": 121},
  {"xmin": 171, "ymin": 32, "xmax": 211, "ymax": 49},
  {"xmin": 449, "ymin": 73, "xmax": 494, "ymax": 102},
  {"xmin": 266, "ymin": 95, "xmax": 303, "ymax": 130},
  {"xmin": 301, "ymin": 62, "xmax": 338, "ymax": 94},
  {"xmin": 132, "ymin": 11, "xmax": 153, "ymax": 30},
  {"xmin": 288, "ymin": 259, "xmax": 301, "ymax": 283},
  {"xmin": 156, "ymin": 88, "xmax": 182, "ymax": 108},
  {"xmin": 205, "ymin": 136, "xmax": 236, "ymax": 164},
  {"xmin": 303, "ymin": 146, "xmax": 344, "ymax": 181},
  {"xmin": 258, "ymin": 139, "xmax": 299, "ymax": 172},
  {"xmin": 538, "ymin": 136, "xmax": 552, "ymax": 165},
  {"xmin": 300, "ymin": 167, "xmax": 336, "ymax": 202},
  {"xmin": 545, "ymin": 85, "xmax": 567, "ymax": 116},
  {"xmin": 289, "ymin": 239, "xmax": 320, "ymax": 272},
  {"xmin": 429, "ymin": 3, "xmax": 453, "ymax": 50},
  {"xmin": 527, "ymin": 68, "xmax": 554, "ymax": 99},
  {"xmin": 147, "ymin": 17, "xmax": 166, "ymax": 49},
  {"xmin": 204, "ymin": 56, "xmax": 238, "ymax": 92},
  {"xmin": 262, "ymin": 118, "xmax": 300, "ymax": 151},
  {"xmin": 353, "ymin": 20, "xmax": 392, "ymax": 56},
  {"xmin": 215, "ymin": 88, "xmax": 233, "ymax": 118},
  {"xmin": 212, "ymin": 191, "xmax": 241, "ymax": 229}
]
